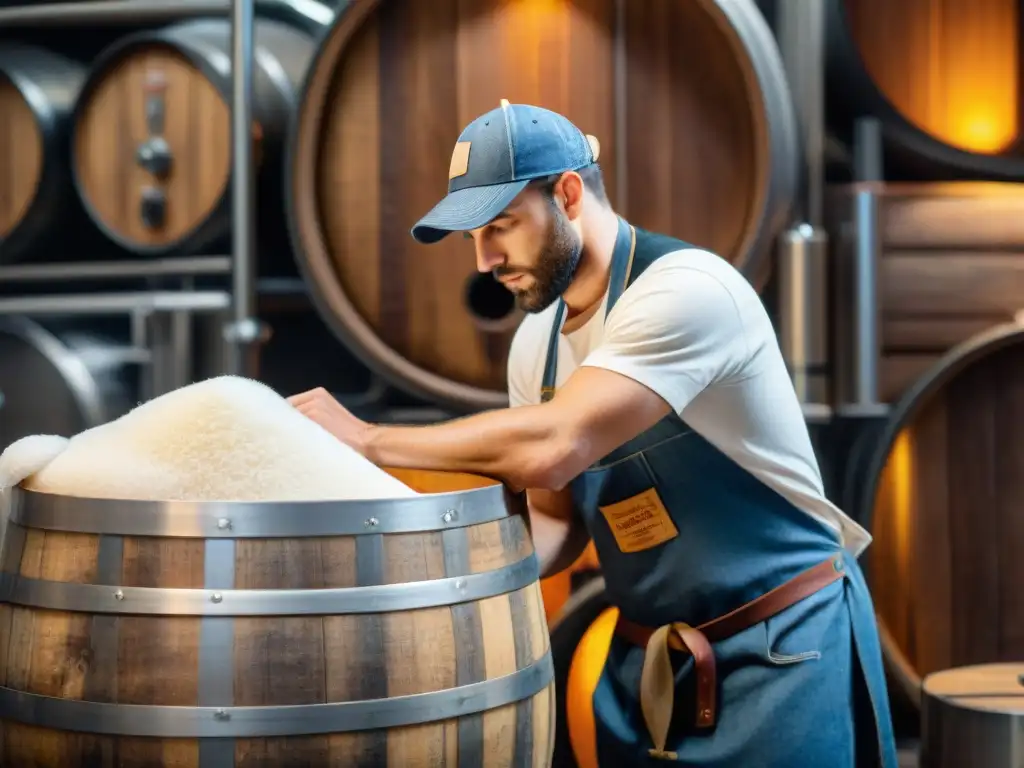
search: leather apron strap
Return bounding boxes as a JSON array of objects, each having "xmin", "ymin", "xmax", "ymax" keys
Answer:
[
  {"xmin": 641, "ymin": 623, "xmax": 717, "ymax": 760},
  {"xmin": 538, "ymin": 216, "xmax": 636, "ymax": 404},
  {"xmin": 633, "ymin": 555, "xmax": 847, "ymax": 759}
]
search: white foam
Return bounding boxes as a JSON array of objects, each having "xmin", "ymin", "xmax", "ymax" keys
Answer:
[{"xmin": 0, "ymin": 375, "xmax": 417, "ymax": 502}]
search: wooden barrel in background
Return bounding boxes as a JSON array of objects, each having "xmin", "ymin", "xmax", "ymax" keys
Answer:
[
  {"xmin": 0, "ymin": 43, "xmax": 87, "ymax": 263},
  {"xmin": 0, "ymin": 471, "xmax": 554, "ymax": 766},
  {"xmin": 71, "ymin": 17, "xmax": 316, "ymax": 265},
  {"xmin": 0, "ymin": 316, "xmax": 141, "ymax": 452},
  {"xmin": 857, "ymin": 322, "xmax": 1024, "ymax": 716},
  {"xmin": 289, "ymin": 0, "xmax": 798, "ymax": 412},
  {"xmin": 826, "ymin": 0, "xmax": 1024, "ymax": 180}
]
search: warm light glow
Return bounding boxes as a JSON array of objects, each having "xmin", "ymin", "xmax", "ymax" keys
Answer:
[
  {"xmin": 567, "ymin": 606, "xmax": 620, "ymax": 768},
  {"xmin": 887, "ymin": 429, "xmax": 915, "ymax": 567},
  {"xmin": 852, "ymin": 0, "xmax": 1019, "ymax": 154}
]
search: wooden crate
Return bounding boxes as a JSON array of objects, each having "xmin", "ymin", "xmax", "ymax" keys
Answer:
[{"xmin": 826, "ymin": 182, "xmax": 1024, "ymax": 403}]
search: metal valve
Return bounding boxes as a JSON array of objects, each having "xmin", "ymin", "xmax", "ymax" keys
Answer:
[
  {"xmin": 139, "ymin": 186, "xmax": 166, "ymax": 229},
  {"xmin": 137, "ymin": 69, "xmax": 174, "ymax": 179},
  {"xmin": 136, "ymin": 137, "xmax": 173, "ymax": 179}
]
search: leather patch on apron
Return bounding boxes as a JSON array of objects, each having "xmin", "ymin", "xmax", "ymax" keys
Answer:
[
  {"xmin": 598, "ymin": 488, "xmax": 679, "ymax": 553},
  {"xmin": 449, "ymin": 141, "xmax": 471, "ymax": 179}
]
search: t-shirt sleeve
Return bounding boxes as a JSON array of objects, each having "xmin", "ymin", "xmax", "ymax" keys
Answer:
[{"xmin": 579, "ymin": 258, "xmax": 750, "ymax": 414}]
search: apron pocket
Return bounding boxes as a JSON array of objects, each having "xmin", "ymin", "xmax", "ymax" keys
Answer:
[
  {"xmin": 764, "ymin": 635, "xmax": 821, "ymax": 665},
  {"xmin": 760, "ymin": 578, "xmax": 843, "ymax": 666}
]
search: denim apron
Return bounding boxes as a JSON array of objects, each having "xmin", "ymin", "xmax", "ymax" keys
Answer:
[{"xmin": 540, "ymin": 218, "xmax": 897, "ymax": 767}]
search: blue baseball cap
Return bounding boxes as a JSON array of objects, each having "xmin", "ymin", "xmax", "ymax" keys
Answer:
[{"xmin": 411, "ymin": 101, "xmax": 601, "ymax": 244}]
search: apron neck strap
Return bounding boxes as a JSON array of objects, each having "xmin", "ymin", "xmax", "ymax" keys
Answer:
[{"xmin": 539, "ymin": 217, "xmax": 636, "ymax": 403}]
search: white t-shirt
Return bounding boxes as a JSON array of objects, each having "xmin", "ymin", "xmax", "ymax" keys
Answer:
[{"xmin": 507, "ymin": 248, "xmax": 871, "ymax": 556}]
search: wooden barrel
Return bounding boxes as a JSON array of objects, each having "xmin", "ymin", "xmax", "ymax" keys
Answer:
[
  {"xmin": 288, "ymin": 0, "xmax": 798, "ymax": 412},
  {"xmin": 857, "ymin": 322, "xmax": 1024, "ymax": 713},
  {"xmin": 0, "ymin": 43, "xmax": 87, "ymax": 263},
  {"xmin": 71, "ymin": 17, "xmax": 315, "ymax": 258},
  {"xmin": 0, "ymin": 316, "xmax": 140, "ymax": 451},
  {"xmin": 0, "ymin": 470, "xmax": 555, "ymax": 767},
  {"xmin": 826, "ymin": 0, "xmax": 1024, "ymax": 180},
  {"xmin": 921, "ymin": 663, "xmax": 1024, "ymax": 768}
]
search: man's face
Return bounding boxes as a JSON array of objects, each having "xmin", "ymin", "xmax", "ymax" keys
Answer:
[{"xmin": 468, "ymin": 188, "xmax": 582, "ymax": 314}]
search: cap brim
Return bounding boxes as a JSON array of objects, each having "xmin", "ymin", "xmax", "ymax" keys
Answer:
[{"xmin": 410, "ymin": 180, "xmax": 530, "ymax": 244}]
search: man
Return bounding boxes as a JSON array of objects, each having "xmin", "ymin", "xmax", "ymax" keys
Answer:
[{"xmin": 290, "ymin": 102, "xmax": 897, "ymax": 767}]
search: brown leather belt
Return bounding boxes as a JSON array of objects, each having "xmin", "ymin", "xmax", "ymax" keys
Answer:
[{"xmin": 615, "ymin": 554, "xmax": 846, "ymax": 760}]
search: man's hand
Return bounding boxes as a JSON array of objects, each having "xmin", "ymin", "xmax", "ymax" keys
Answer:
[{"xmin": 287, "ymin": 388, "xmax": 372, "ymax": 454}]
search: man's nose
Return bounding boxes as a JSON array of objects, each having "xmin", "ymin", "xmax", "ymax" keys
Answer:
[{"xmin": 474, "ymin": 242, "xmax": 505, "ymax": 273}]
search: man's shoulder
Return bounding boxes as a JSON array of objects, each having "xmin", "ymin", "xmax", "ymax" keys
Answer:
[
  {"xmin": 638, "ymin": 247, "xmax": 750, "ymax": 285},
  {"xmin": 625, "ymin": 248, "xmax": 764, "ymax": 321}
]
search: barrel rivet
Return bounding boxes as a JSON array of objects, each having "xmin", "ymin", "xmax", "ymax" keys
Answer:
[
  {"xmin": 214, "ymin": 708, "xmax": 230, "ymax": 721},
  {"xmin": 454, "ymin": 579, "xmax": 466, "ymax": 591},
  {"xmin": 365, "ymin": 517, "xmax": 379, "ymax": 527},
  {"xmin": 113, "ymin": 589, "xmax": 124, "ymax": 601},
  {"xmin": 442, "ymin": 510, "xmax": 457, "ymax": 524},
  {"xmin": 217, "ymin": 518, "xmax": 232, "ymax": 530},
  {"xmin": 211, "ymin": 592, "xmax": 223, "ymax": 604}
]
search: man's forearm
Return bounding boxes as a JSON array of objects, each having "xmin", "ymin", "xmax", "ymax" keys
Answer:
[{"xmin": 361, "ymin": 404, "xmax": 581, "ymax": 490}]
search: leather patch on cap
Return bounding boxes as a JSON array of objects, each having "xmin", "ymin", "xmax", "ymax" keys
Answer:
[
  {"xmin": 449, "ymin": 141, "xmax": 471, "ymax": 179},
  {"xmin": 586, "ymin": 134, "xmax": 601, "ymax": 162}
]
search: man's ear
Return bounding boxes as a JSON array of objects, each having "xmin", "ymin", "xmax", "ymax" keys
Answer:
[{"xmin": 556, "ymin": 171, "xmax": 586, "ymax": 220}]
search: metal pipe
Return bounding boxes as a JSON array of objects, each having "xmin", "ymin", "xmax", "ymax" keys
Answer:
[
  {"xmin": 854, "ymin": 117, "xmax": 884, "ymax": 182},
  {"xmin": 0, "ymin": 0, "xmax": 226, "ymax": 26},
  {"xmin": 0, "ymin": 0, "xmax": 333, "ymax": 27},
  {"xmin": 0, "ymin": 292, "xmax": 230, "ymax": 317},
  {"xmin": 775, "ymin": 0, "xmax": 826, "ymax": 225},
  {"xmin": 850, "ymin": 188, "xmax": 881, "ymax": 408},
  {"xmin": 773, "ymin": 1, "xmax": 832, "ymax": 421},
  {"xmin": 225, "ymin": 0, "xmax": 261, "ymax": 377},
  {"xmin": 613, "ymin": 0, "xmax": 628, "ymax": 214},
  {"xmin": 0, "ymin": 257, "xmax": 230, "ymax": 283},
  {"xmin": 778, "ymin": 224, "xmax": 831, "ymax": 422},
  {"xmin": 839, "ymin": 116, "xmax": 885, "ymax": 411}
]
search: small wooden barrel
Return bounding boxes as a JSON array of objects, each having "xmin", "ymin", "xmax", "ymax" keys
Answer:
[
  {"xmin": 0, "ymin": 471, "xmax": 554, "ymax": 767},
  {"xmin": 826, "ymin": 0, "xmax": 1024, "ymax": 180},
  {"xmin": 0, "ymin": 43, "xmax": 87, "ymax": 262},
  {"xmin": 0, "ymin": 316, "xmax": 139, "ymax": 451},
  {"xmin": 72, "ymin": 18, "xmax": 315, "ymax": 257},
  {"xmin": 289, "ymin": 0, "xmax": 798, "ymax": 412},
  {"xmin": 857, "ymin": 322, "xmax": 1024, "ymax": 711},
  {"xmin": 921, "ymin": 664, "xmax": 1024, "ymax": 767}
]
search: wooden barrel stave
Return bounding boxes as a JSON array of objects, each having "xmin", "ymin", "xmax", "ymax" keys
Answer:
[
  {"xmin": 0, "ymin": 478, "xmax": 555, "ymax": 767},
  {"xmin": 825, "ymin": 0, "xmax": 1024, "ymax": 180},
  {"xmin": 0, "ymin": 42, "xmax": 87, "ymax": 262},
  {"xmin": 72, "ymin": 18, "xmax": 316, "ymax": 258},
  {"xmin": 289, "ymin": 0, "xmax": 798, "ymax": 412},
  {"xmin": 858, "ymin": 323, "xmax": 1024, "ymax": 713}
]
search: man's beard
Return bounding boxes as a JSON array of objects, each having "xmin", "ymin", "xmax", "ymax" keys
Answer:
[{"xmin": 496, "ymin": 206, "xmax": 582, "ymax": 314}]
